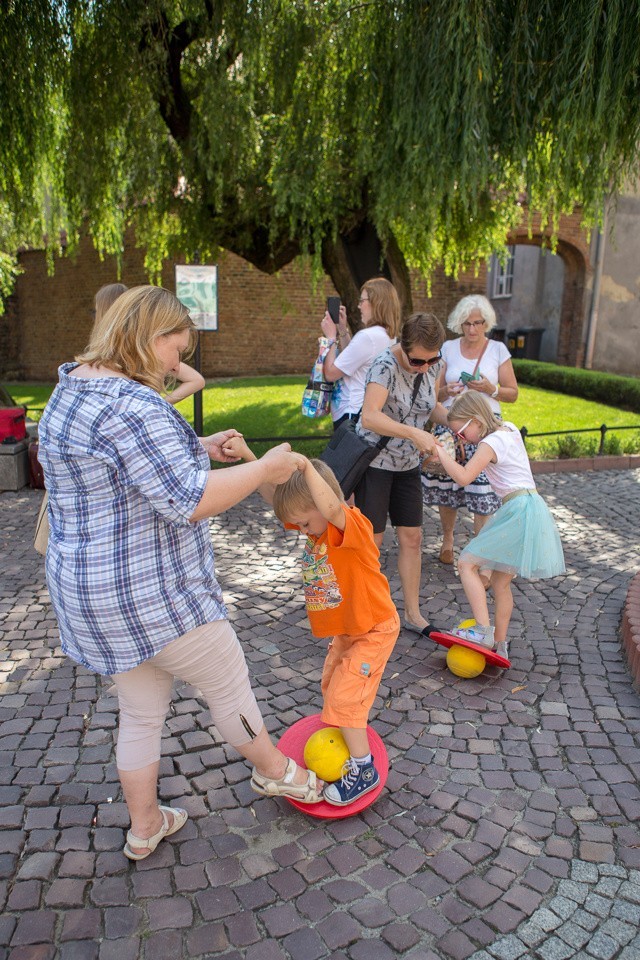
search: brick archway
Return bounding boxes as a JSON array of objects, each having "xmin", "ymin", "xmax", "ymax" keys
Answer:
[{"xmin": 507, "ymin": 212, "xmax": 592, "ymax": 366}]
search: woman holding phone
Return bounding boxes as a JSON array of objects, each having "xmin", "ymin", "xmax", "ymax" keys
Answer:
[
  {"xmin": 422, "ymin": 294, "xmax": 518, "ymax": 567},
  {"xmin": 320, "ymin": 278, "xmax": 402, "ymax": 430}
]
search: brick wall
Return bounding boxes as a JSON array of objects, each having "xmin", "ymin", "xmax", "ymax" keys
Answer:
[
  {"xmin": 0, "ymin": 293, "xmax": 21, "ymax": 379},
  {"xmin": 6, "ymin": 231, "xmax": 488, "ymax": 381}
]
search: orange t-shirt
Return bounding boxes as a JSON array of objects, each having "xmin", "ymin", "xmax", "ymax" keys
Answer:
[{"xmin": 285, "ymin": 505, "xmax": 397, "ymax": 638}]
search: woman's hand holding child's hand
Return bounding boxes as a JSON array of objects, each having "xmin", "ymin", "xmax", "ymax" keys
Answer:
[
  {"xmin": 202, "ymin": 429, "xmax": 244, "ymax": 463},
  {"xmin": 222, "ymin": 435, "xmax": 254, "ymax": 462}
]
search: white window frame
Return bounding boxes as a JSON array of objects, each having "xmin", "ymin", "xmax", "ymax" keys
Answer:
[{"xmin": 491, "ymin": 246, "xmax": 515, "ymax": 299}]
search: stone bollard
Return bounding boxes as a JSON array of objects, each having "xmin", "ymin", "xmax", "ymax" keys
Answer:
[{"xmin": 0, "ymin": 440, "xmax": 29, "ymax": 491}]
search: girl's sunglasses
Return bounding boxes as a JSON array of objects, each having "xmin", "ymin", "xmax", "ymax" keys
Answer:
[
  {"xmin": 454, "ymin": 418, "xmax": 474, "ymax": 440},
  {"xmin": 405, "ymin": 351, "xmax": 442, "ymax": 368}
]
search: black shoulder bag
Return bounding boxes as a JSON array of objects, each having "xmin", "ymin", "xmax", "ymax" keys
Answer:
[{"xmin": 319, "ymin": 374, "xmax": 423, "ymax": 498}]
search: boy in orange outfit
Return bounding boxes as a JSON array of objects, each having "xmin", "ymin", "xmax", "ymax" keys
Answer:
[{"xmin": 222, "ymin": 441, "xmax": 399, "ymax": 806}]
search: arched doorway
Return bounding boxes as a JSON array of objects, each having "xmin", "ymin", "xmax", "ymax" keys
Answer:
[{"xmin": 486, "ymin": 219, "xmax": 592, "ymax": 367}]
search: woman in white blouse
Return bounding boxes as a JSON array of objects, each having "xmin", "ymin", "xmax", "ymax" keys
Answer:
[
  {"xmin": 422, "ymin": 294, "xmax": 518, "ymax": 568},
  {"xmin": 320, "ymin": 278, "xmax": 402, "ymax": 428}
]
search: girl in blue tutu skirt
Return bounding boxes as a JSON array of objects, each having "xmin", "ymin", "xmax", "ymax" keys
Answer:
[{"xmin": 430, "ymin": 393, "xmax": 565, "ymax": 659}]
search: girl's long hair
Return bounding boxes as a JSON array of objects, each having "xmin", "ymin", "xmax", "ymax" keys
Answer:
[
  {"xmin": 447, "ymin": 392, "xmax": 503, "ymax": 438},
  {"xmin": 77, "ymin": 286, "xmax": 196, "ymax": 393},
  {"xmin": 94, "ymin": 283, "xmax": 128, "ymax": 324}
]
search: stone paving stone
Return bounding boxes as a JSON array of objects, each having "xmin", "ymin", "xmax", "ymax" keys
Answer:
[
  {"xmin": 281, "ymin": 927, "xmax": 328, "ymax": 960},
  {"xmin": 3, "ymin": 478, "xmax": 640, "ymax": 958}
]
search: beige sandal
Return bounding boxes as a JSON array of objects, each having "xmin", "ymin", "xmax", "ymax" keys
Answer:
[
  {"xmin": 123, "ymin": 805, "xmax": 188, "ymax": 861},
  {"xmin": 251, "ymin": 757, "xmax": 323, "ymax": 804}
]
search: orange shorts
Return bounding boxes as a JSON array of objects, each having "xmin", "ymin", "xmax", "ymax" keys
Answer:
[{"xmin": 320, "ymin": 613, "xmax": 400, "ymax": 728}]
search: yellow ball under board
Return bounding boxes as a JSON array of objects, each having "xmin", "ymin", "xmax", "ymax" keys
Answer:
[
  {"xmin": 303, "ymin": 727, "xmax": 350, "ymax": 782},
  {"xmin": 447, "ymin": 644, "xmax": 486, "ymax": 678}
]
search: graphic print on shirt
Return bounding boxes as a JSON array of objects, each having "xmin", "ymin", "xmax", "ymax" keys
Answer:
[{"xmin": 301, "ymin": 539, "xmax": 343, "ymax": 611}]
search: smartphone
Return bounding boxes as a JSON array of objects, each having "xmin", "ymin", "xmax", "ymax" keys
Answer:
[
  {"xmin": 460, "ymin": 370, "xmax": 480, "ymax": 384},
  {"xmin": 327, "ymin": 296, "xmax": 341, "ymax": 326}
]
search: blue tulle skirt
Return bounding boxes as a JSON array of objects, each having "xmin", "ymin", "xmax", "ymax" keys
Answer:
[{"xmin": 459, "ymin": 490, "xmax": 565, "ymax": 579}]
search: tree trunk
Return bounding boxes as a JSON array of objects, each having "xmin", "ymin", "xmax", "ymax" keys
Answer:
[
  {"xmin": 384, "ymin": 231, "xmax": 413, "ymax": 318},
  {"xmin": 321, "ymin": 223, "xmax": 413, "ymax": 332},
  {"xmin": 320, "ymin": 235, "xmax": 361, "ymax": 330}
]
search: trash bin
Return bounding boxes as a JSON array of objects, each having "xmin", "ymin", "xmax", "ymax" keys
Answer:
[
  {"xmin": 507, "ymin": 327, "xmax": 544, "ymax": 360},
  {"xmin": 489, "ymin": 327, "xmax": 506, "ymax": 344}
]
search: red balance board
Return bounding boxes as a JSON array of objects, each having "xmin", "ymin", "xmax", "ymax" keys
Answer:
[
  {"xmin": 429, "ymin": 630, "xmax": 511, "ymax": 669},
  {"xmin": 277, "ymin": 713, "xmax": 388, "ymax": 820}
]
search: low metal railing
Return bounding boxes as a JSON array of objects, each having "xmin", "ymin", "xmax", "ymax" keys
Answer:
[{"xmin": 519, "ymin": 423, "xmax": 639, "ymax": 455}]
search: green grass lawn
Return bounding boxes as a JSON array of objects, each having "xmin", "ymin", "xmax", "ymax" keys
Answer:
[{"xmin": 6, "ymin": 376, "xmax": 640, "ymax": 460}]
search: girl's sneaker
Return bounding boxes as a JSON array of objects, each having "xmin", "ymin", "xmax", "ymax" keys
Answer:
[
  {"xmin": 453, "ymin": 623, "xmax": 495, "ymax": 650},
  {"xmin": 323, "ymin": 758, "xmax": 380, "ymax": 806}
]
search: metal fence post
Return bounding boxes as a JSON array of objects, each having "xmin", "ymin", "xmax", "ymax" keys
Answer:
[
  {"xmin": 520, "ymin": 426, "xmax": 528, "ymax": 447},
  {"xmin": 598, "ymin": 423, "xmax": 607, "ymax": 455}
]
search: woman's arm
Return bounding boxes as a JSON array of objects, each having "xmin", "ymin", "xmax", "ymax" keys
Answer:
[
  {"xmin": 189, "ymin": 444, "xmax": 304, "ymax": 521},
  {"xmin": 322, "ymin": 306, "xmax": 351, "ymax": 382},
  {"xmin": 435, "ymin": 361, "xmax": 465, "ymax": 402},
  {"xmin": 165, "ymin": 363, "xmax": 206, "ymax": 404},
  {"xmin": 435, "ymin": 441, "xmax": 495, "ymax": 486},
  {"xmin": 221, "ymin": 435, "xmax": 277, "ymax": 505},
  {"xmin": 360, "ymin": 382, "xmax": 439, "ymax": 457},
  {"xmin": 467, "ymin": 358, "xmax": 518, "ymax": 404}
]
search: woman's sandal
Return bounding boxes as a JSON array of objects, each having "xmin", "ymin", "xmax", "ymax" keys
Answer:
[
  {"xmin": 250, "ymin": 757, "xmax": 323, "ymax": 804},
  {"xmin": 123, "ymin": 805, "xmax": 188, "ymax": 861}
]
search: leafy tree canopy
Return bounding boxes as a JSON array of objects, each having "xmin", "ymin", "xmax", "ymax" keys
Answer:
[{"xmin": 2, "ymin": 0, "xmax": 640, "ymax": 312}]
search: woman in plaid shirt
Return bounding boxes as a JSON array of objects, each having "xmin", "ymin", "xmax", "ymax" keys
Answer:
[{"xmin": 39, "ymin": 286, "xmax": 323, "ymax": 860}]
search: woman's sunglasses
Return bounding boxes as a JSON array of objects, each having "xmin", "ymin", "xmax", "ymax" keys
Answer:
[{"xmin": 405, "ymin": 351, "xmax": 442, "ymax": 368}]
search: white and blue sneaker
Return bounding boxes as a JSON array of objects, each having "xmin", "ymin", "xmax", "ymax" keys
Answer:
[
  {"xmin": 323, "ymin": 758, "xmax": 380, "ymax": 806},
  {"xmin": 453, "ymin": 623, "xmax": 496, "ymax": 651}
]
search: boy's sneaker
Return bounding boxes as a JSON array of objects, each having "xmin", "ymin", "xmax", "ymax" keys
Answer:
[
  {"xmin": 453, "ymin": 624, "xmax": 495, "ymax": 650},
  {"xmin": 323, "ymin": 758, "xmax": 380, "ymax": 806},
  {"xmin": 495, "ymin": 640, "xmax": 510, "ymax": 660}
]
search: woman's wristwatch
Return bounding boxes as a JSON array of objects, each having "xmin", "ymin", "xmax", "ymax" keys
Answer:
[{"xmin": 491, "ymin": 384, "xmax": 499, "ymax": 398}]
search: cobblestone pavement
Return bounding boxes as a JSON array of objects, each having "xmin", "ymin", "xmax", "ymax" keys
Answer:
[{"xmin": 1, "ymin": 470, "xmax": 640, "ymax": 960}]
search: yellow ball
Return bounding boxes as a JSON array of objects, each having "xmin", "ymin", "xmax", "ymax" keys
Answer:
[
  {"xmin": 303, "ymin": 727, "xmax": 350, "ymax": 782},
  {"xmin": 446, "ymin": 644, "xmax": 486, "ymax": 678}
]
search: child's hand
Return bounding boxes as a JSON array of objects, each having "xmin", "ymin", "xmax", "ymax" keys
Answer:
[{"xmin": 222, "ymin": 435, "xmax": 254, "ymax": 462}]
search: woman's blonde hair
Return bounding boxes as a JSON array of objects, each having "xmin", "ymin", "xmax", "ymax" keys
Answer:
[
  {"xmin": 448, "ymin": 294, "xmax": 497, "ymax": 335},
  {"xmin": 94, "ymin": 283, "xmax": 128, "ymax": 324},
  {"xmin": 361, "ymin": 277, "xmax": 401, "ymax": 338},
  {"xmin": 77, "ymin": 285, "xmax": 196, "ymax": 393},
  {"xmin": 272, "ymin": 459, "xmax": 343, "ymax": 523},
  {"xmin": 447, "ymin": 392, "xmax": 503, "ymax": 437}
]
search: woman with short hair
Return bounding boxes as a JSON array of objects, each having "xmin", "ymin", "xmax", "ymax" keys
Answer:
[{"xmin": 354, "ymin": 312, "xmax": 449, "ymax": 636}]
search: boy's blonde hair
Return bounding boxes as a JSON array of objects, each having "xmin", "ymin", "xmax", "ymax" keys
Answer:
[
  {"xmin": 77, "ymin": 285, "xmax": 196, "ymax": 393},
  {"xmin": 273, "ymin": 459, "xmax": 344, "ymax": 523},
  {"xmin": 447, "ymin": 392, "xmax": 503, "ymax": 438}
]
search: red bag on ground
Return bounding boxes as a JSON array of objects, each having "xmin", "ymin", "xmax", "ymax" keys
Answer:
[
  {"xmin": 29, "ymin": 441, "xmax": 46, "ymax": 489},
  {"xmin": 0, "ymin": 408, "xmax": 27, "ymax": 443}
]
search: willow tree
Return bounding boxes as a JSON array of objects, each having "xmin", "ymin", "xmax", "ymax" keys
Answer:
[{"xmin": 2, "ymin": 0, "xmax": 640, "ymax": 321}]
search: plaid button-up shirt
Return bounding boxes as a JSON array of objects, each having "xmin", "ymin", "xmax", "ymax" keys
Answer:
[{"xmin": 39, "ymin": 364, "xmax": 226, "ymax": 675}]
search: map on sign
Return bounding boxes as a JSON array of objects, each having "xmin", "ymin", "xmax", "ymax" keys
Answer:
[{"xmin": 175, "ymin": 264, "xmax": 218, "ymax": 331}]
